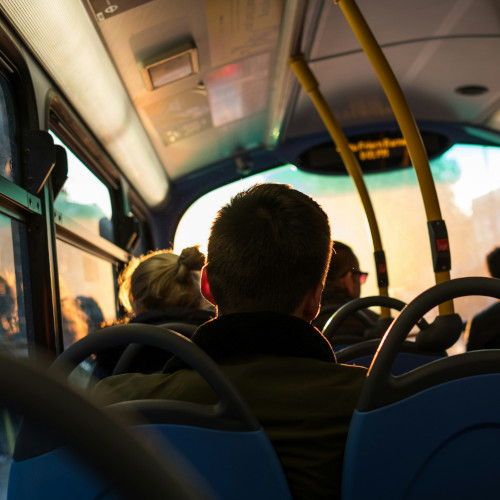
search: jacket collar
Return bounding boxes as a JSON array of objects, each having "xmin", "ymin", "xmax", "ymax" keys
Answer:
[
  {"xmin": 131, "ymin": 307, "xmax": 214, "ymax": 326},
  {"xmin": 163, "ymin": 311, "xmax": 336, "ymax": 373}
]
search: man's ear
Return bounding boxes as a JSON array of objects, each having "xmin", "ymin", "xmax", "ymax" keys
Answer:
[
  {"xmin": 200, "ymin": 266, "xmax": 216, "ymax": 305},
  {"xmin": 302, "ymin": 282, "xmax": 324, "ymax": 322}
]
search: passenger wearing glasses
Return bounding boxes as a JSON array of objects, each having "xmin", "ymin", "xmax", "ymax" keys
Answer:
[{"xmin": 313, "ymin": 241, "xmax": 378, "ymax": 339}]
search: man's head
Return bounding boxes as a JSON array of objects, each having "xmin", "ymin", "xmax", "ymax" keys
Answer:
[
  {"xmin": 203, "ymin": 183, "xmax": 332, "ymax": 319},
  {"xmin": 487, "ymin": 247, "xmax": 500, "ymax": 279},
  {"xmin": 324, "ymin": 241, "xmax": 367, "ymax": 300}
]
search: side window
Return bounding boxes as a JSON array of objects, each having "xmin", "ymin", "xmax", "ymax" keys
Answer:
[
  {"xmin": 56, "ymin": 240, "xmax": 116, "ymax": 347},
  {"xmin": 0, "ymin": 77, "xmax": 17, "ymax": 183},
  {"xmin": 0, "ymin": 68, "xmax": 30, "ymax": 493},
  {"xmin": 0, "ymin": 76, "xmax": 28, "ymax": 355},
  {"xmin": 49, "ymin": 131, "xmax": 120, "ymax": 347},
  {"xmin": 51, "ymin": 132, "xmax": 113, "ymax": 242},
  {"xmin": 0, "ymin": 215, "xmax": 28, "ymax": 356}
]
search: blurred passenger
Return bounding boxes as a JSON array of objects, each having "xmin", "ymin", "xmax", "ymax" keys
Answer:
[
  {"xmin": 56, "ymin": 279, "xmax": 89, "ymax": 348},
  {"xmin": 95, "ymin": 246, "xmax": 215, "ymax": 376},
  {"xmin": 465, "ymin": 246, "xmax": 500, "ymax": 350},
  {"xmin": 92, "ymin": 183, "xmax": 367, "ymax": 500},
  {"xmin": 0, "ymin": 276, "xmax": 21, "ymax": 460},
  {"xmin": 76, "ymin": 296, "xmax": 104, "ymax": 333},
  {"xmin": 313, "ymin": 241, "xmax": 378, "ymax": 337},
  {"xmin": 60, "ymin": 295, "xmax": 89, "ymax": 348},
  {"xmin": 0, "ymin": 275, "xmax": 16, "ymax": 338}
]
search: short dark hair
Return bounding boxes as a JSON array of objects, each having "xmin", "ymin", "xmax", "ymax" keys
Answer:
[
  {"xmin": 325, "ymin": 241, "xmax": 358, "ymax": 284},
  {"xmin": 487, "ymin": 247, "xmax": 500, "ymax": 279},
  {"xmin": 206, "ymin": 183, "xmax": 332, "ymax": 314}
]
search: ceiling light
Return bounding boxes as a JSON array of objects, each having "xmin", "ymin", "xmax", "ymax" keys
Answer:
[{"xmin": 0, "ymin": 0, "xmax": 169, "ymax": 207}]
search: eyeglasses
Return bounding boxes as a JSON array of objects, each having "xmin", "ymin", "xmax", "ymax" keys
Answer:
[
  {"xmin": 351, "ymin": 270, "xmax": 368, "ymax": 284},
  {"xmin": 340, "ymin": 268, "xmax": 369, "ymax": 284}
]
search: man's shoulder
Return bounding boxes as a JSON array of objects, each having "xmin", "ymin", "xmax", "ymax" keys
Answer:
[
  {"xmin": 91, "ymin": 373, "xmax": 170, "ymax": 406},
  {"xmin": 235, "ymin": 354, "xmax": 367, "ymax": 389},
  {"xmin": 91, "ymin": 369, "xmax": 215, "ymax": 407},
  {"xmin": 332, "ymin": 360, "xmax": 368, "ymax": 385},
  {"xmin": 474, "ymin": 301, "xmax": 500, "ymax": 322}
]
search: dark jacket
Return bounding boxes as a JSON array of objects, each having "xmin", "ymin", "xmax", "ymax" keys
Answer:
[
  {"xmin": 92, "ymin": 312, "xmax": 367, "ymax": 500},
  {"xmin": 466, "ymin": 302, "xmax": 500, "ymax": 350},
  {"xmin": 314, "ymin": 288, "xmax": 379, "ymax": 339},
  {"xmin": 93, "ymin": 307, "xmax": 214, "ymax": 377}
]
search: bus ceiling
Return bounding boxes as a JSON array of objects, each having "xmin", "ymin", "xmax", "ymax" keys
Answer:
[{"xmin": 1, "ymin": 0, "xmax": 500, "ymax": 206}]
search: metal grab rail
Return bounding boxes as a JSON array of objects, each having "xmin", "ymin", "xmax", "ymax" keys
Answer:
[
  {"xmin": 335, "ymin": 0, "xmax": 454, "ymax": 316},
  {"xmin": 289, "ymin": 54, "xmax": 391, "ymax": 319}
]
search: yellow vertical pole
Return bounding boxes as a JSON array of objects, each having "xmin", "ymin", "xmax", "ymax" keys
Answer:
[
  {"xmin": 335, "ymin": 0, "xmax": 454, "ymax": 315},
  {"xmin": 290, "ymin": 54, "xmax": 390, "ymax": 318}
]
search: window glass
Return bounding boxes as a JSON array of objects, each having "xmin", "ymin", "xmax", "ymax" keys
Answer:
[
  {"xmin": 50, "ymin": 132, "xmax": 113, "ymax": 241},
  {"xmin": 0, "ymin": 215, "xmax": 28, "ymax": 496},
  {"xmin": 174, "ymin": 143, "xmax": 500, "ymax": 349},
  {"xmin": 0, "ymin": 214, "xmax": 28, "ymax": 356},
  {"xmin": 0, "ymin": 76, "xmax": 17, "ymax": 183},
  {"xmin": 56, "ymin": 240, "xmax": 116, "ymax": 348}
]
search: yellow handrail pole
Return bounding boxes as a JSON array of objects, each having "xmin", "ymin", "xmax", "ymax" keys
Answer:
[
  {"xmin": 290, "ymin": 54, "xmax": 391, "ymax": 318},
  {"xmin": 335, "ymin": 0, "xmax": 453, "ymax": 315}
]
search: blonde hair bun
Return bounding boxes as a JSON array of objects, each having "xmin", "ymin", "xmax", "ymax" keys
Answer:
[
  {"xmin": 177, "ymin": 246, "xmax": 205, "ymax": 283},
  {"xmin": 118, "ymin": 246, "xmax": 207, "ymax": 314}
]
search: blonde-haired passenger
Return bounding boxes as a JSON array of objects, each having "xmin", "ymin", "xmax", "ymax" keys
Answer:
[
  {"xmin": 119, "ymin": 246, "xmax": 213, "ymax": 322},
  {"xmin": 95, "ymin": 246, "xmax": 214, "ymax": 377}
]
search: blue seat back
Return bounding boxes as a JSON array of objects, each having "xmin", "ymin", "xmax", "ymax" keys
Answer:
[
  {"xmin": 8, "ymin": 325, "xmax": 292, "ymax": 500},
  {"xmin": 342, "ymin": 371, "xmax": 500, "ymax": 499},
  {"xmin": 342, "ymin": 278, "xmax": 500, "ymax": 500},
  {"xmin": 136, "ymin": 424, "xmax": 291, "ymax": 500},
  {"xmin": 8, "ymin": 421, "xmax": 291, "ymax": 500},
  {"xmin": 340, "ymin": 351, "xmax": 443, "ymax": 374},
  {"xmin": 8, "ymin": 449, "xmax": 120, "ymax": 500},
  {"xmin": 336, "ymin": 339, "xmax": 445, "ymax": 375}
]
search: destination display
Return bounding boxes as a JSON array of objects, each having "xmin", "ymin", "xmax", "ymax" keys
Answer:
[{"xmin": 297, "ymin": 131, "xmax": 450, "ymax": 174}]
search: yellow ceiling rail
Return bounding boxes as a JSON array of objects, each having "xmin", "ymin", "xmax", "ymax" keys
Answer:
[
  {"xmin": 290, "ymin": 54, "xmax": 391, "ymax": 318},
  {"xmin": 335, "ymin": 0, "xmax": 454, "ymax": 316}
]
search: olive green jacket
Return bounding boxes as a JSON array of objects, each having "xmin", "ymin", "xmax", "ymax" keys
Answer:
[{"xmin": 92, "ymin": 312, "xmax": 367, "ymax": 500}]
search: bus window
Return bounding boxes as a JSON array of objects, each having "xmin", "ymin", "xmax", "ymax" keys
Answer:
[
  {"xmin": 48, "ymin": 132, "xmax": 120, "ymax": 348},
  {"xmin": 50, "ymin": 132, "xmax": 113, "ymax": 242},
  {"xmin": 0, "ymin": 215, "xmax": 28, "ymax": 357},
  {"xmin": 0, "ymin": 77, "xmax": 16, "ymax": 184},
  {"xmin": 173, "ymin": 143, "xmax": 500, "ymax": 327},
  {"xmin": 56, "ymin": 239, "xmax": 116, "ymax": 349}
]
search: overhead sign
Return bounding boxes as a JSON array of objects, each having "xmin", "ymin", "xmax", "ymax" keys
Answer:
[{"xmin": 297, "ymin": 131, "xmax": 451, "ymax": 174}]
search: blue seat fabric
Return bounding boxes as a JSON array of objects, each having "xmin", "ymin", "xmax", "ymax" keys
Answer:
[
  {"xmin": 341, "ymin": 352, "xmax": 443, "ymax": 375},
  {"xmin": 8, "ymin": 424, "xmax": 292, "ymax": 500},
  {"xmin": 341, "ymin": 373, "xmax": 500, "ymax": 499}
]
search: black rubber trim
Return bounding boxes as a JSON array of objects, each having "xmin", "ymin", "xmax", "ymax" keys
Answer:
[
  {"xmin": 357, "ymin": 277, "xmax": 500, "ymax": 411},
  {"xmin": 112, "ymin": 322, "xmax": 197, "ymax": 375},
  {"xmin": 15, "ymin": 324, "xmax": 260, "ymax": 461},
  {"xmin": 323, "ymin": 296, "xmax": 429, "ymax": 342},
  {"xmin": 51, "ymin": 324, "xmax": 260, "ymax": 431}
]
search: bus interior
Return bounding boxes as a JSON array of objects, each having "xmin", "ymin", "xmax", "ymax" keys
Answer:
[{"xmin": 1, "ymin": 0, "xmax": 500, "ymax": 497}]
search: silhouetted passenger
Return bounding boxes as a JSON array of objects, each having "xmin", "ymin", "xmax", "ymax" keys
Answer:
[
  {"xmin": 314, "ymin": 241, "xmax": 378, "ymax": 337},
  {"xmin": 0, "ymin": 275, "xmax": 16, "ymax": 338},
  {"xmin": 76, "ymin": 296, "xmax": 104, "ymax": 333},
  {"xmin": 95, "ymin": 246, "xmax": 214, "ymax": 376},
  {"xmin": 465, "ymin": 246, "xmax": 500, "ymax": 350},
  {"xmin": 93, "ymin": 183, "xmax": 367, "ymax": 500}
]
